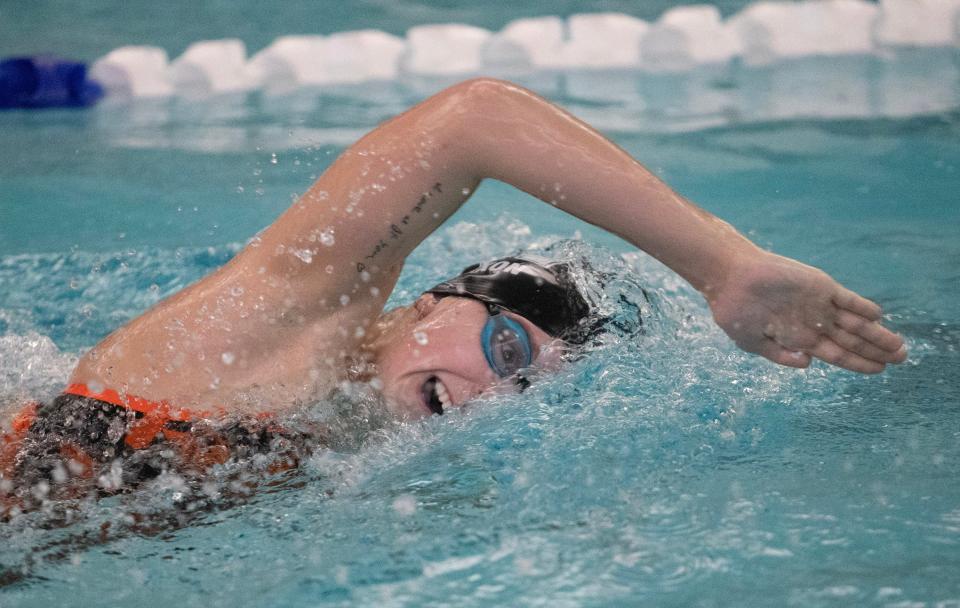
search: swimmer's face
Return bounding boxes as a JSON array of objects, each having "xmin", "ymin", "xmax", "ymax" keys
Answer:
[{"xmin": 372, "ymin": 294, "xmax": 564, "ymax": 419}]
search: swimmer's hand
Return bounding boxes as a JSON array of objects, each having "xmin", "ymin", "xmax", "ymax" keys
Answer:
[{"xmin": 706, "ymin": 249, "xmax": 907, "ymax": 373}]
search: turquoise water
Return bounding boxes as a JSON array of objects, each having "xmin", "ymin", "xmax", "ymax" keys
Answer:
[{"xmin": 2, "ymin": 45, "xmax": 960, "ymax": 608}]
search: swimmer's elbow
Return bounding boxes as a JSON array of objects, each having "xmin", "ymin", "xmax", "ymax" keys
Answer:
[{"xmin": 450, "ymin": 77, "xmax": 526, "ymax": 114}]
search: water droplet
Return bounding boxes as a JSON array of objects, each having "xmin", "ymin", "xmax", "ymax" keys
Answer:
[
  {"xmin": 360, "ymin": 271, "xmax": 371, "ymax": 282},
  {"xmin": 370, "ymin": 287, "xmax": 380, "ymax": 297},
  {"xmin": 325, "ymin": 265, "xmax": 334, "ymax": 274},
  {"xmin": 51, "ymin": 462, "xmax": 68, "ymax": 483},
  {"xmin": 236, "ymin": 186, "xmax": 245, "ymax": 193},
  {"xmin": 293, "ymin": 249, "xmax": 313, "ymax": 264},
  {"xmin": 230, "ymin": 286, "xmax": 244, "ymax": 297},
  {"xmin": 340, "ymin": 294, "xmax": 350, "ymax": 306},
  {"xmin": 319, "ymin": 228, "xmax": 335, "ymax": 247},
  {"xmin": 221, "ymin": 352, "xmax": 235, "ymax": 365},
  {"xmin": 461, "ymin": 187, "xmax": 471, "ymax": 195},
  {"xmin": 354, "ymin": 326, "xmax": 366, "ymax": 338},
  {"xmin": 270, "ymin": 153, "xmax": 278, "ymax": 165},
  {"xmin": 414, "ymin": 331, "xmax": 428, "ymax": 345}
]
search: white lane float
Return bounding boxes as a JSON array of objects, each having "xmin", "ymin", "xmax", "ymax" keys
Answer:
[
  {"xmin": 401, "ymin": 24, "xmax": 492, "ymax": 75},
  {"xmin": 729, "ymin": 0, "xmax": 878, "ymax": 65},
  {"xmin": 80, "ymin": 1, "xmax": 960, "ymax": 100},
  {"xmin": 171, "ymin": 39, "xmax": 251, "ymax": 96},
  {"xmin": 561, "ymin": 13, "xmax": 649, "ymax": 68},
  {"xmin": 874, "ymin": 0, "xmax": 960, "ymax": 47},
  {"xmin": 89, "ymin": 46, "xmax": 174, "ymax": 98},
  {"xmin": 641, "ymin": 5, "xmax": 740, "ymax": 71}
]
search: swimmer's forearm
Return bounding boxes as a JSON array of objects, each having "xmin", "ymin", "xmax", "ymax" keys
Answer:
[{"xmin": 448, "ymin": 79, "xmax": 758, "ymax": 295}]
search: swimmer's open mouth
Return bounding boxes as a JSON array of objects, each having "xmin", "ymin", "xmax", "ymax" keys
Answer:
[{"xmin": 422, "ymin": 376, "xmax": 451, "ymax": 415}]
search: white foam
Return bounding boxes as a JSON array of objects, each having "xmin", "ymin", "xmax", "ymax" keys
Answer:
[
  {"xmin": 321, "ymin": 30, "xmax": 406, "ymax": 83},
  {"xmin": 729, "ymin": 0, "xmax": 878, "ymax": 65},
  {"xmin": 247, "ymin": 35, "xmax": 327, "ymax": 92},
  {"xmin": 561, "ymin": 13, "xmax": 649, "ymax": 68},
  {"xmin": 401, "ymin": 24, "xmax": 492, "ymax": 75},
  {"xmin": 0, "ymin": 333, "xmax": 77, "ymax": 408},
  {"xmin": 89, "ymin": 46, "xmax": 174, "ymax": 98},
  {"xmin": 171, "ymin": 39, "xmax": 251, "ymax": 96},
  {"xmin": 482, "ymin": 16, "xmax": 566, "ymax": 70},
  {"xmin": 642, "ymin": 5, "xmax": 741, "ymax": 71},
  {"xmin": 874, "ymin": 0, "xmax": 960, "ymax": 47}
]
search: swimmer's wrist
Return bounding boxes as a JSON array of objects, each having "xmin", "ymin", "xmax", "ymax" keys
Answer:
[{"xmin": 662, "ymin": 220, "xmax": 761, "ymax": 300}]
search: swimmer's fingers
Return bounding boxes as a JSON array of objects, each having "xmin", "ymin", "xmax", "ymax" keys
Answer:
[
  {"xmin": 827, "ymin": 325, "xmax": 907, "ymax": 364},
  {"xmin": 754, "ymin": 339, "xmax": 812, "ymax": 369},
  {"xmin": 833, "ymin": 309, "xmax": 907, "ymax": 357},
  {"xmin": 832, "ymin": 286, "xmax": 882, "ymax": 321},
  {"xmin": 806, "ymin": 335, "xmax": 887, "ymax": 374}
]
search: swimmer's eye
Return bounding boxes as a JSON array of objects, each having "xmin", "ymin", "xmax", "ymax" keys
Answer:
[{"xmin": 481, "ymin": 307, "xmax": 533, "ymax": 378}]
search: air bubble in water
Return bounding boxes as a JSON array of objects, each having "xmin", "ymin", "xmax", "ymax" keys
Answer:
[
  {"xmin": 221, "ymin": 352, "xmax": 235, "ymax": 365},
  {"xmin": 392, "ymin": 494, "xmax": 417, "ymax": 516},
  {"xmin": 360, "ymin": 271, "xmax": 371, "ymax": 282},
  {"xmin": 340, "ymin": 294, "xmax": 350, "ymax": 306},
  {"xmin": 414, "ymin": 331, "xmax": 428, "ymax": 345},
  {"xmin": 230, "ymin": 286, "xmax": 244, "ymax": 297},
  {"xmin": 270, "ymin": 153, "xmax": 278, "ymax": 165}
]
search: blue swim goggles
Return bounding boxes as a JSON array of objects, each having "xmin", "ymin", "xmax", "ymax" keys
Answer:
[{"xmin": 481, "ymin": 304, "xmax": 533, "ymax": 382}]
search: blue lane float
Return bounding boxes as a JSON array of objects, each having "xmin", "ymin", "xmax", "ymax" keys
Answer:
[{"xmin": 0, "ymin": 56, "xmax": 103, "ymax": 109}]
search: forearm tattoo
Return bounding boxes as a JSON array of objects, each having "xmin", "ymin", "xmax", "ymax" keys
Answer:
[{"xmin": 355, "ymin": 182, "xmax": 442, "ymax": 273}]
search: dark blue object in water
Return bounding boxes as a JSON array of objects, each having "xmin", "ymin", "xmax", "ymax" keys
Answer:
[{"xmin": 0, "ymin": 56, "xmax": 103, "ymax": 109}]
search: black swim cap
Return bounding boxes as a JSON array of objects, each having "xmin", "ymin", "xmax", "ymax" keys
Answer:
[{"xmin": 426, "ymin": 255, "xmax": 592, "ymax": 344}]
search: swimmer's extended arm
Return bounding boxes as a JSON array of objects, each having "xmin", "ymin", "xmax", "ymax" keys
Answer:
[
  {"xmin": 73, "ymin": 78, "xmax": 904, "ymax": 403},
  {"xmin": 277, "ymin": 78, "xmax": 903, "ymax": 372},
  {"xmin": 441, "ymin": 80, "xmax": 907, "ymax": 372}
]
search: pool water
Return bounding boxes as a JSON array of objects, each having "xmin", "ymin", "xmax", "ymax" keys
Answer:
[{"xmin": 2, "ymin": 57, "xmax": 960, "ymax": 607}]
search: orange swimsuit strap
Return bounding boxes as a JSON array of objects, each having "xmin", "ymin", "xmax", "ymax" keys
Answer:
[
  {"xmin": 63, "ymin": 383, "xmax": 212, "ymax": 421},
  {"xmin": 63, "ymin": 383, "xmax": 213, "ymax": 449}
]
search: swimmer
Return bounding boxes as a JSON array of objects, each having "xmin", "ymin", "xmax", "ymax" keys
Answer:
[{"xmin": 2, "ymin": 79, "xmax": 906, "ymax": 509}]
